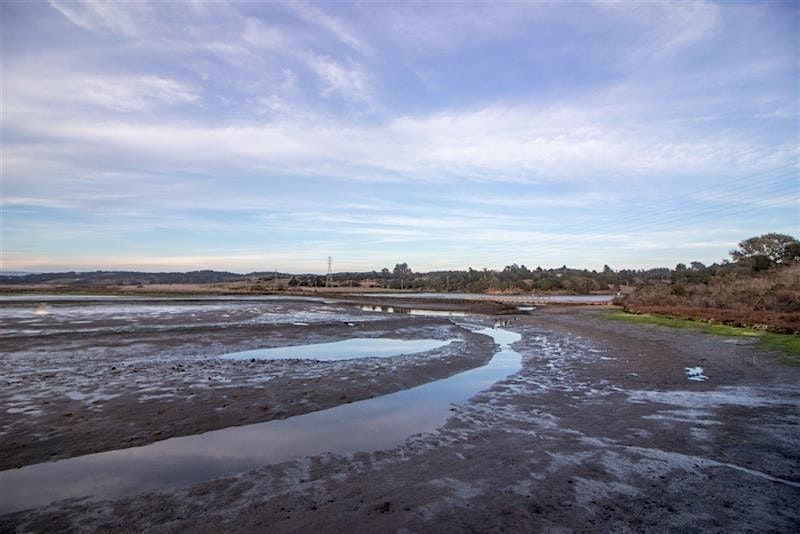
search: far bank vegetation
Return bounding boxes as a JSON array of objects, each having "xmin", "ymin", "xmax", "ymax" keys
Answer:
[{"xmin": 618, "ymin": 233, "xmax": 799, "ymax": 334}]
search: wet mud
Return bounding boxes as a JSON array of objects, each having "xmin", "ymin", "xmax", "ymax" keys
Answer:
[{"xmin": 1, "ymin": 301, "xmax": 798, "ymax": 532}]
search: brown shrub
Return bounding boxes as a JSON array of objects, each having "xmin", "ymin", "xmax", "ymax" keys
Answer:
[{"xmin": 622, "ymin": 264, "xmax": 800, "ymax": 333}]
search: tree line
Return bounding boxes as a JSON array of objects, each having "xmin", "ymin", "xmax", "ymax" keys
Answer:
[{"xmin": 3, "ymin": 233, "xmax": 796, "ymax": 295}]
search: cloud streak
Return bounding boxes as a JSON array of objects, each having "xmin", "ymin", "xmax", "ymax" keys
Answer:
[{"xmin": 6, "ymin": 100, "xmax": 795, "ymax": 187}]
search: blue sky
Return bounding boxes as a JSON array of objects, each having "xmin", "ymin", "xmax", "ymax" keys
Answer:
[{"xmin": 2, "ymin": 1, "xmax": 798, "ymax": 274}]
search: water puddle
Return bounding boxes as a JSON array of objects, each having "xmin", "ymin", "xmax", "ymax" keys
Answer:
[
  {"xmin": 0, "ymin": 328, "xmax": 521, "ymax": 514},
  {"xmin": 219, "ymin": 337, "xmax": 455, "ymax": 361},
  {"xmin": 685, "ymin": 367, "xmax": 709, "ymax": 381},
  {"xmin": 358, "ymin": 305, "xmax": 467, "ymax": 317}
]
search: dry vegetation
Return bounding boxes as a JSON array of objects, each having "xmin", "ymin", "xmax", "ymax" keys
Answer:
[{"xmin": 620, "ymin": 263, "xmax": 800, "ymax": 334}]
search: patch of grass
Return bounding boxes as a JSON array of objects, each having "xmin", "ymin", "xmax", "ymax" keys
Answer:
[
  {"xmin": 602, "ymin": 310, "xmax": 800, "ymax": 364},
  {"xmin": 759, "ymin": 334, "xmax": 800, "ymax": 364}
]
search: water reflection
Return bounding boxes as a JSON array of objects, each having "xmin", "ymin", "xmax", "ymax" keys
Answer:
[
  {"xmin": 0, "ymin": 328, "xmax": 521, "ymax": 513},
  {"xmin": 220, "ymin": 337, "xmax": 456, "ymax": 361}
]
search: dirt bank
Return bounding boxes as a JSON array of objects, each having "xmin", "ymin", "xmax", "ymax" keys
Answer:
[{"xmin": 2, "ymin": 306, "xmax": 799, "ymax": 532}]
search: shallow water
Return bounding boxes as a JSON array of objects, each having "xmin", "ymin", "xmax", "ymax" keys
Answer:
[
  {"xmin": 0, "ymin": 299, "xmax": 375, "ymax": 338},
  {"xmin": 0, "ymin": 295, "xmax": 328, "ymax": 303},
  {"xmin": 685, "ymin": 367, "xmax": 709, "ymax": 381},
  {"xmin": 0, "ymin": 327, "xmax": 521, "ymax": 514},
  {"xmin": 220, "ymin": 337, "xmax": 456, "ymax": 361},
  {"xmin": 358, "ymin": 304, "xmax": 467, "ymax": 317},
  {"xmin": 352, "ymin": 292, "xmax": 614, "ymax": 303}
]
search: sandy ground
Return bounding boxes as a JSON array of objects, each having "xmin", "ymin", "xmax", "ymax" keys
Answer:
[{"xmin": 1, "ymin": 301, "xmax": 799, "ymax": 532}]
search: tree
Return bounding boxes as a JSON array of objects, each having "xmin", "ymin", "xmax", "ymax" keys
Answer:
[
  {"xmin": 393, "ymin": 263, "xmax": 412, "ymax": 289},
  {"xmin": 784, "ymin": 241, "xmax": 800, "ymax": 264},
  {"xmin": 380, "ymin": 267, "xmax": 391, "ymax": 288},
  {"xmin": 672, "ymin": 263, "xmax": 688, "ymax": 284},
  {"xmin": 731, "ymin": 233, "xmax": 799, "ymax": 266}
]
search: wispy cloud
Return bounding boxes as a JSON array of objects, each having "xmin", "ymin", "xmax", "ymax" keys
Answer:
[
  {"xmin": 6, "ymin": 100, "xmax": 794, "ymax": 187},
  {"xmin": 2, "ymin": 197, "xmax": 76, "ymax": 209},
  {"xmin": 49, "ymin": 0, "xmax": 144, "ymax": 36},
  {"xmin": 7, "ymin": 68, "xmax": 200, "ymax": 113},
  {"xmin": 288, "ymin": 2, "xmax": 370, "ymax": 55},
  {"xmin": 304, "ymin": 53, "xmax": 373, "ymax": 103},
  {"xmin": 241, "ymin": 17, "xmax": 290, "ymax": 50}
]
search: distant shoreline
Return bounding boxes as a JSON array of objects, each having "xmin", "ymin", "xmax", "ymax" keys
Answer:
[{"xmin": 0, "ymin": 284, "xmax": 617, "ymax": 301}]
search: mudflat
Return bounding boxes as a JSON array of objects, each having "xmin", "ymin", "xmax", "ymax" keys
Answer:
[
  {"xmin": 0, "ymin": 298, "xmax": 493, "ymax": 470},
  {"xmin": 1, "ymin": 298, "xmax": 798, "ymax": 532}
]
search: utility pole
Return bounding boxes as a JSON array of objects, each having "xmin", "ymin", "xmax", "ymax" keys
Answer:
[{"xmin": 326, "ymin": 256, "xmax": 333, "ymax": 288}]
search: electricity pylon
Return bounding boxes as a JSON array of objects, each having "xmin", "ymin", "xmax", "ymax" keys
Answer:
[{"xmin": 326, "ymin": 256, "xmax": 333, "ymax": 288}]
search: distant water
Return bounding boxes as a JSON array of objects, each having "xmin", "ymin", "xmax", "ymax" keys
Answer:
[
  {"xmin": 358, "ymin": 304, "xmax": 467, "ymax": 317},
  {"xmin": 352, "ymin": 292, "xmax": 614, "ymax": 303}
]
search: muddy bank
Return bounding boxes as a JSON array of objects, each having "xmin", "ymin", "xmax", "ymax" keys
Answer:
[{"xmin": 3, "ymin": 307, "xmax": 799, "ymax": 532}]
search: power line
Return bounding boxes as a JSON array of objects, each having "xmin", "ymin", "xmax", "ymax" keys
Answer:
[{"xmin": 458, "ymin": 165, "xmax": 799, "ymax": 265}]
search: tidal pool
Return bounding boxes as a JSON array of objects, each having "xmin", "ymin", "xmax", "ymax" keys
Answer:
[
  {"xmin": 0, "ymin": 327, "xmax": 521, "ymax": 514},
  {"xmin": 219, "ymin": 337, "xmax": 456, "ymax": 361}
]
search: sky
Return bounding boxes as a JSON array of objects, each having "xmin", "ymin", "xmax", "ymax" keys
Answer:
[{"xmin": 1, "ymin": 1, "xmax": 798, "ymax": 274}]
